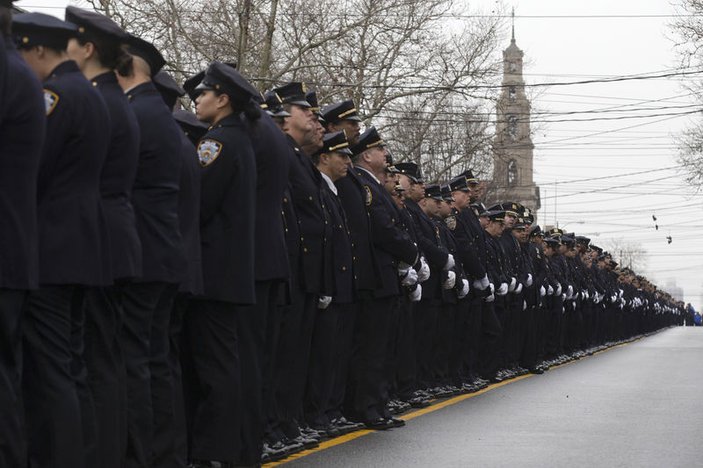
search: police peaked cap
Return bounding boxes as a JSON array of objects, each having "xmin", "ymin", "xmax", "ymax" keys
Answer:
[
  {"xmin": 484, "ymin": 210, "xmax": 505, "ymax": 222},
  {"xmin": 153, "ymin": 70, "xmax": 185, "ymax": 108},
  {"xmin": 196, "ymin": 61, "xmax": 262, "ymax": 105},
  {"xmin": 529, "ymin": 224, "xmax": 543, "ymax": 238},
  {"xmin": 306, "ymin": 90, "xmax": 321, "ymax": 113},
  {"xmin": 126, "ymin": 34, "xmax": 165, "ymax": 75},
  {"xmin": 173, "ymin": 109, "xmax": 208, "ymax": 141},
  {"xmin": 456, "ymin": 169, "xmax": 479, "ymax": 184},
  {"xmin": 13, "ymin": 13, "xmax": 78, "ymax": 50},
  {"xmin": 561, "ymin": 235, "xmax": 576, "ymax": 247},
  {"xmin": 263, "ymin": 90, "xmax": 290, "ymax": 117},
  {"xmin": 575, "ymin": 235, "xmax": 591, "ymax": 246},
  {"xmin": 65, "ymin": 6, "xmax": 128, "ymax": 42},
  {"xmin": 489, "ymin": 203, "xmax": 519, "ymax": 217},
  {"xmin": 394, "ymin": 162, "xmax": 423, "ymax": 184},
  {"xmin": 544, "ymin": 237, "xmax": 560, "ymax": 248},
  {"xmin": 440, "ymin": 184, "xmax": 454, "ymax": 202},
  {"xmin": 272, "ymin": 82, "xmax": 310, "ymax": 107},
  {"xmin": 322, "ymin": 100, "xmax": 362, "ymax": 123},
  {"xmin": 547, "ymin": 227, "xmax": 564, "ymax": 238},
  {"xmin": 351, "ymin": 127, "xmax": 384, "ymax": 156},
  {"xmin": 318, "ymin": 130, "xmax": 353, "ymax": 156},
  {"xmin": 471, "ymin": 202, "xmax": 487, "ymax": 215},
  {"xmin": 424, "ymin": 184, "xmax": 443, "ymax": 201},
  {"xmin": 448, "ymin": 175, "xmax": 470, "ymax": 192},
  {"xmin": 183, "ymin": 70, "xmax": 205, "ymax": 101}
]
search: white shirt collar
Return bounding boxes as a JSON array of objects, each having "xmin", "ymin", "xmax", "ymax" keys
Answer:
[
  {"xmin": 320, "ymin": 171, "xmax": 338, "ymax": 195},
  {"xmin": 357, "ymin": 166, "xmax": 381, "ymax": 184}
]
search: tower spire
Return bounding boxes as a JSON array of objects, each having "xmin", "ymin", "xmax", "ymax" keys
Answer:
[{"xmin": 511, "ymin": 7, "xmax": 515, "ymax": 43}]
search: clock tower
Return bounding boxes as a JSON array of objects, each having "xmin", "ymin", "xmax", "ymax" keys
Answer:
[{"xmin": 488, "ymin": 18, "xmax": 541, "ymax": 212}]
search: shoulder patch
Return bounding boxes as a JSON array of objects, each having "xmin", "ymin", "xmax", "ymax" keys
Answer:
[
  {"xmin": 363, "ymin": 185, "xmax": 373, "ymax": 206},
  {"xmin": 445, "ymin": 215, "xmax": 457, "ymax": 231},
  {"xmin": 197, "ymin": 139, "xmax": 223, "ymax": 167},
  {"xmin": 44, "ymin": 89, "xmax": 59, "ymax": 116}
]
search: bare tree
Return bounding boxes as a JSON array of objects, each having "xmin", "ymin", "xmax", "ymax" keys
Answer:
[
  {"xmin": 602, "ymin": 237, "xmax": 649, "ymax": 273},
  {"xmin": 87, "ymin": 0, "xmax": 505, "ymax": 179},
  {"xmin": 670, "ymin": 0, "xmax": 703, "ymax": 189}
]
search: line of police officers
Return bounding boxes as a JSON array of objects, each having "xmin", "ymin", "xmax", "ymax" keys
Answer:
[{"xmin": 0, "ymin": 3, "xmax": 686, "ymax": 467}]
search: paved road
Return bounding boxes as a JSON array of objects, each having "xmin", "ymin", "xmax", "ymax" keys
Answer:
[{"xmin": 283, "ymin": 327, "xmax": 703, "ymax": 468}]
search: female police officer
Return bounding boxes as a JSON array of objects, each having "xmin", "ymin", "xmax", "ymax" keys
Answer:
[{"xmin": 187, "ymin": 61, "xmax": 260, "ymax": 467}]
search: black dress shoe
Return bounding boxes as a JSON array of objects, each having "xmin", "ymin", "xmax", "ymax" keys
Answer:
[
  {"xmin": 407, "ymin": 396, "xmax": 431, "ymax": 408},
  {"xmin": 364, "ymin": 417, "xmax": 395, "ymax": 430},
  {"xmin": 388, "ymin": 417, "xmax": 405, "ymax": 428}
]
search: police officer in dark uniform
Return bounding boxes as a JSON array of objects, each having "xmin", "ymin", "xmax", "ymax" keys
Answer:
[
  {"xmin": 115, "ymin": 34, "xmax": 184, "ymax": 467},
  {"xmin": 269, "ymin": 81, "xmax": 329, "ymax": 448},
  {"xmin": 14, "ymin": 12, "xmax": 109, "ymax": 468},
  {"xmin": 0, "ymin": 3, "xmax": 45, "ymax": 466},
  {"xmin": 349, "ymin": 127, "xmax": 418, "ymax": 429},
  {"xmin": 305, "ymin": 130, "xmax": 361, "ymax": 436},
  {"xmin": 63, "ymin": 8, "xmax": 141, "ymax": 466},
  {"xmin": 153, "ymin": 70, "xmax": 204, "ymax": 467},
  {"xmin": 322, "ymin": 99, "xmax": 363, "ymax": 145},
  {"xmin": 185, "ymin": 61, "xmax": 260, "ymax": 467}
]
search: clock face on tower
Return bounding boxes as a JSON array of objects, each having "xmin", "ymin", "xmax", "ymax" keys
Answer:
[{"xmin": 509, "ymin": 61, "xmax": 517, "ymax": 72}]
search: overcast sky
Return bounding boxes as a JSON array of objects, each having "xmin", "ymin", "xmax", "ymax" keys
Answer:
[{"xmin": 16, "ymin": 0, "xmax": 703, "ymax": 309}]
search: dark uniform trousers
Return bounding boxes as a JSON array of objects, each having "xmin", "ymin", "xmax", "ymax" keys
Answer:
[
  {"xmin": 326, "ymin": 302, "xmax": 357, "ymax": 421},
  {"xmin": 414, "ymin": 299, "xmax": 440, "ymax": 390},
  {"xmin": 0, "ymin": 39, "xmax": 45, "ymax": 468},
  {"xmin": 0, "ymin": 290, "xmax": 28, "ymax": 467},
  {"xmin": 185, "ymin": 299, "xmax": 241, "ymax": 462},
  {"xmin": 24, "ymin": 287, "xmax": 84, "ymax": 468},
  {"xmin": 391, "ymin": 295, "xmax": 417, "ymax": 401},
  {"xmin": 349, "ymin": 295, "xmax": 397, "ymax": 422}
]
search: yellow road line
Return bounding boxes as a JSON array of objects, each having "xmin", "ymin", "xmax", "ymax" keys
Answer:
[{"xmin": 266, "ymin": 335, "xmax": 644, "ymax": 467}]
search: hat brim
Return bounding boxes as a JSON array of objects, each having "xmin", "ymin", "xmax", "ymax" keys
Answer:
[
  {"xmin": 287, "ymin": 100, "xmax": 311, "ymax": 108},
  {"xmin": 195, "ymin": 82, "xmax": 214, "ymax": 91}
]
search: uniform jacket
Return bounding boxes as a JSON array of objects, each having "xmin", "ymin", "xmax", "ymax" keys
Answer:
[
  {"xmin": 404, "ymin": 199, "xmax": 448, "ymax": 301},
  {"xmin": 355, "ymin": 167, "xmax": 417, "ymax": 298},
  {"xmin": 176, "ymin": 131, "xmax": 203, "ymax": 295},
  {"xmin": 335, "ymin": 168, "xmax": 382, "ymax": 293},
  {"xmin": 248, "ymin": 114, "xmax": 290, "ymax": 282},
  {"xmin": 197, "ymin": 113, "xmax": 256, "ymax": 304},
  {"xmin": 453, "ymin": 208, "xmax": 487, "ymax": 280},
  {"xmin": 286, "ymin": 136, "xmax": 329, "ymax": 295},
  {"xmin": 38, "ymin": 60, "xmax": 108, "ymax": 286},
  {"xmin": 92, "ymin": 71, "xmax": 142, "ymax": 282},
  {"xmin": 0, "ymin": 41, "xmax": 43, "ymax": 289},
  {"xmin": 321, "ymin": 178, "xmax": 355, "ymax": 304},
  {"xmin": 127, "ymin": 81, "xmax": 185, "ymax": 283}
]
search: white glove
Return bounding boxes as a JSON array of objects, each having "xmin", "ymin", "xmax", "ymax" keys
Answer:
[
  {"xmin": 509, "ymin": 277, "xmax": 517, "ymax": 292},
  {"xmin": 397, "ymin": 262, "xmax": 411, "ymax": 276},
  {"xmin": 514, "ymin": 283, "xmax": 523, "ymax": 294},
  {"xmin": 547, "ymin": 285, "xmax": 554, "ymax": 295},
  {"xmin": 561, "ymin": 293, "xmax": 566, "ymax": 301},
  {"xmin": 473, "ymin": 274, "xmax": 489, "ymax": 291},
  {"xmin": 400, "ymin": 267, "xmax": 418, "ymax": 286},
  {"xmin": 618, "ymin": 289, "xmax": 624, "ymax": 299},
  {"xmin": 497, "ymin": 283, "xmax": 508, "ymax": 296},
  {"xmin": 540, "ymin": 286, "xmax": 546, "ymax": 297},
  {"xmin": 522, "ymin": 300, "xmax": 527, "ymax": 311},
  {"xmin": 555, "ymin": 283, "xmax": 563, "ymax": 296},
  {"xmin": 458, "ymin": 279, "xmax": 470, "ymax": 299},
  {"xmin": 567, "ymin": 285, "xmax": 574, "ymax": 299},
  {"xmin": 480, "ymin": 274, "xmax": 489, "ymax": 289},
  {"xmin": 409, "ymin": 284, "xmax": 422, "ymax": 302},
  {"xmin": 443, "ymin": 271, "xmax": 456, "ymax": 290},
  {"xmin": 583, "ymin": 290, "xmax": 589, "ymax": 300},
  {"xmin": 525, "ymin": 274, "xmax": 533, "ymax": 287},
  {"xmin": 417, "ymin": 257, "xmax": 430, "ymax": 283},
  {"xmin": 444, "ymin": 254, "xmax": 455, "ymax": 271},
  {"xmin": 485, "ymin": 292, "xmax": 495, "ymax": 303},
  {"xmin": 318, "ymin": 296, "xmax": 332, "ymax": 309}
]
